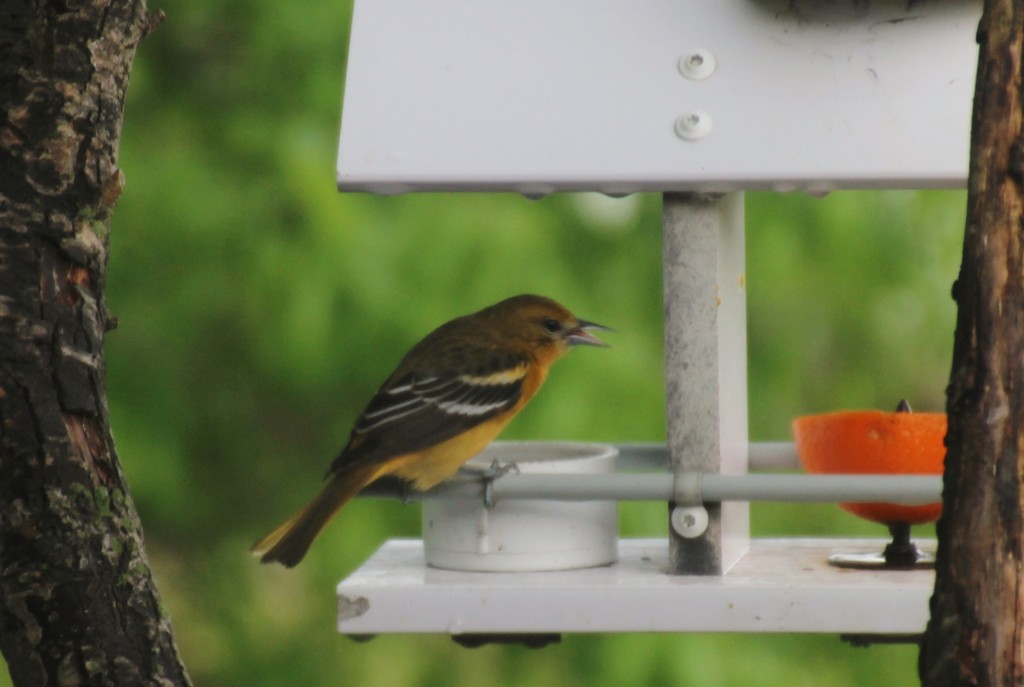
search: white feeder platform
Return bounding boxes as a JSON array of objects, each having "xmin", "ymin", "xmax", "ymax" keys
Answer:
[{"xmin": 337, "ymin": 538, "xmax": 933, "ymax": 636}]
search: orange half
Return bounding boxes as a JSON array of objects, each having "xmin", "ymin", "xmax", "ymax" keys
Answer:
[{"xmin": 792, "ymin": 410, "xmax": 946, "ymax": 525}]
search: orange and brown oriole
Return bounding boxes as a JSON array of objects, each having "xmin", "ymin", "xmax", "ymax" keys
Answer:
[{"xmin": 252, "ymin": 294, "xmax": 609, "ymax": 567}]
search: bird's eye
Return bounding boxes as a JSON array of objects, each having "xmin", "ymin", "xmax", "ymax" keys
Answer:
[{"xmin": 541, "ymin": 318, "xmax": 562, "ymax": 334}]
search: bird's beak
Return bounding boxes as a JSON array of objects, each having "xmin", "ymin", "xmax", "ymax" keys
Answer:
[{"xmin": 566, "ymin": 319, "xmax": 612, "ymax": 347}]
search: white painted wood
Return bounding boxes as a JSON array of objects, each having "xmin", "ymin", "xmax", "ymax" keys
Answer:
[
  {"xmin": 663, "ymin": 194, "xmax": 749, "ymax": 573},
  {"xmin": 337, "ymin": 538, "xmax": 933, "ymax": 634},
  {"xmin": 337, "ymin": 0, "xmax": 979, "ymax": 194}
]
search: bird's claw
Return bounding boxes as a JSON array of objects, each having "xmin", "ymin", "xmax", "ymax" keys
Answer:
[
  {"xmin": 457, "ymin": 460, "xmax": 519, "ymax": 508},
  {"xmin": 398, "ymin": 479, "xmax": 414, "ymax": 506}
]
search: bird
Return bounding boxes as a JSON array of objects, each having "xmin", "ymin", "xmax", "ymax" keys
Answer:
[{"xmin": 252, "ymin": 294, "xmax": 609, "ymax": 567}]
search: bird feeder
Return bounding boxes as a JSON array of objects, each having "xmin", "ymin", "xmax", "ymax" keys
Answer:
[{"xmin": 333, "ymin": 0, "xmax": 979, "ymax": 641}]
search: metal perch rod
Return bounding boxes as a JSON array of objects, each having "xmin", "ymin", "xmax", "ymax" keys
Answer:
[
  {"xmin": 615, "ymin": 442, "xmax": 800, "ymax": 471},
  {"xmin": 361, "ymin": 472, "xmax": 942, "ymax": 505}
]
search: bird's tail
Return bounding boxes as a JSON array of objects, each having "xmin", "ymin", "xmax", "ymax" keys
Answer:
[{"xmin": 251, "ymin": 466, "xmax": 379, "ymax": 568}]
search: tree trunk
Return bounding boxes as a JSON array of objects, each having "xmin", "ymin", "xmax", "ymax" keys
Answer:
[
  {"xmin": 920, "ymin": 1, "xmax": 1024, "ymax": 684},
  {"xmin": 0, "ymin": 2, "xmax": 191, "ymax": 686}
]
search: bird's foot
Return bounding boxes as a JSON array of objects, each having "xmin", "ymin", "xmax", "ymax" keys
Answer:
[{"xmin": 456, "ymin": 460, "xmax": 519, "ymax": 508}]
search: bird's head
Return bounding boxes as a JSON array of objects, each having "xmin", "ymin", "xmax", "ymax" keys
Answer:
[{"xmin": 484, "ymin": 294, "xmax": 610, "ymax": 361}]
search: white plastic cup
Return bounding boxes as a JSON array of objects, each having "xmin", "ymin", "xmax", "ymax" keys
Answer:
[{"xmin": 422, "ymin": 441, "xmax": 619, "ymax": 572}]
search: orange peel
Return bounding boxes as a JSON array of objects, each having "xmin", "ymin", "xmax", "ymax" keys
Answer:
[{"xmin": 792, "ymin": 410, "xmax": 946, "ymax": 525}]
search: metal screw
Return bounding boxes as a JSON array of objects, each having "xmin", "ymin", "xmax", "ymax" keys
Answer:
[
  {"xmin": 678, "ymin": 49, "xmax": 716, "ymax": 80},
  {"xmin": 674, "ymin": 110, "xmax": 712, "ymax": 141},
  {"xmin": 671, "ymin": 505, "xmax": 710, "ymax": 538}
]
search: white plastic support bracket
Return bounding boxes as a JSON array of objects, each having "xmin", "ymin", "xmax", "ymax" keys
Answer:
[
  {"xmin": 663, "ymin": 192, "xmax": 750, "ymax": 574},
  {"xmin": 670, "ymin": 472, "xmax": 708, "ymax": 538}
]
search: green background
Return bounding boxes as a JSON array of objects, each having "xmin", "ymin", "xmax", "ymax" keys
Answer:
[{"xmin": 3, "ymin": 2, "xmax": 967, "ymax": 685}]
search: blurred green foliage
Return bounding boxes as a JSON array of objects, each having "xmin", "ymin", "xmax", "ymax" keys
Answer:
[{"xmin": 2, "ymin": 1, "xmax": 968, "ymax": 686}]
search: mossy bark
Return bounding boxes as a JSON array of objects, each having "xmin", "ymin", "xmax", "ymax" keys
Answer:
[
  {"xmin": 0, "ymin": 2, "xmax": 191, "ymax": 685},
  {"xmin": 920, "ymin": 1, "xmax": 1024, "ymax": 684}
]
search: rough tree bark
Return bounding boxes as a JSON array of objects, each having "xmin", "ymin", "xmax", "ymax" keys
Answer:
[
  {"xmin": 0, "ymin": 2, "xmax": 192, "ymax": 686},
  {"xmin": 920, "ymin": 1, "xmax": 1024, "ymax": 685}
]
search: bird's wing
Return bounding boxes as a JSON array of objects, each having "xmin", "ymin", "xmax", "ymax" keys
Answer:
[{"xmin": 329, "ymin": 360, "xmax": 527, "ymax": 474}]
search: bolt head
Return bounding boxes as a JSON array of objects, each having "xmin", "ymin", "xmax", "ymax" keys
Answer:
[
  {"xmin": 671, "ymin": 505, "xmax": 710, "ymax": 538},
  {"xmin": 678, "ymin": 49, "xmax": 716, "ymax": 80},
  {"xmin": 674, "ymin": 110, "xmax": 713, "ymax": 141}
]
